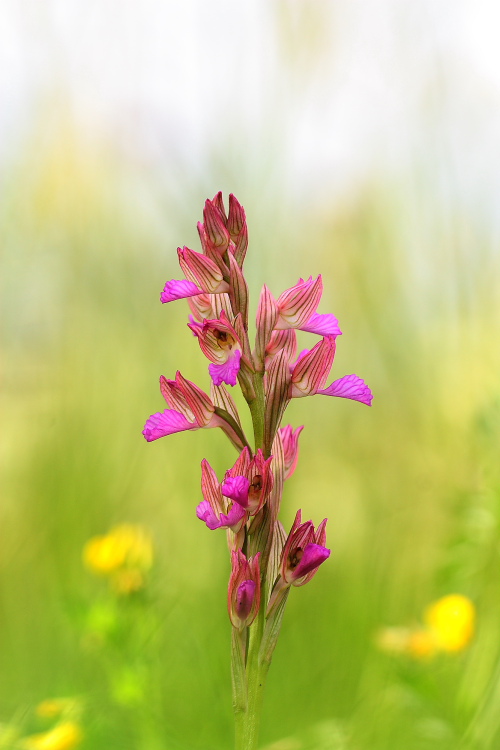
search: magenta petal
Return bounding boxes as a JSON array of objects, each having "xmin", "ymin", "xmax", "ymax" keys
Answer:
[
  {"xmin": 300, "ymin": 312, "xmax": 342, "ymax": 337},
  {"xmin": 318, "ymin": 374, "xmax": 373, "ymax": 405},
  {"xmin": 292, "ymin": 543, "xmax": 330, "ymax": 580},
  {"xmin": 142, "ymin": 409, "xmax": 197, "ymax": 441},
  {"xmin": 236, "ymin": 580, "xmax": 256, "ymax": 622},
  {"xmin": 208, "ymin": 349, "xmax": 242, "ymax": 387},
  {"xmin": 219, "ymin": 501, "xmax": 246, "ymax": 528},
  {"xmin": 196, "ymin": 500, "xmax": 221, "ymax": 530},
  {"xmin": 161, "ymin": 279, "xmax": 203, "ymax": 303},
  {"xmin": 221, "ymin": 475, "xmax": 251, "ymax": 508},
  {"xmin": 188, "ymin": 315, "xmax": 204, "ymax": 335}
]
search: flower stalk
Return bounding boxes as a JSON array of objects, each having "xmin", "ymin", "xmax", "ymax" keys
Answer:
[{"xmin": 142, "ymin": 192, "xmax": 373, "ymax": 749}]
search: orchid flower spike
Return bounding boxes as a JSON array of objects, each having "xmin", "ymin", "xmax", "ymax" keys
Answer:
[{"xmin": 228, "ymin": 550, "xmax": 261, "ymax": 630}]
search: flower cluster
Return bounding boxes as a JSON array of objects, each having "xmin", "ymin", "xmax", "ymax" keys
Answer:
[{"xmin": 142, "ymin": 194, "xmax": 372, "ymax": 717}]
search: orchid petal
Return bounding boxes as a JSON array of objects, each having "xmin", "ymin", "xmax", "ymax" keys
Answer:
[
  {"xmin": 160, "ymin": 279, "xmax": 203, "ymax": 303},
  {"xmin": 236, "ymin": 580, "xmax": 257, "ymax": 622},
  {"xmin": 300, "ymin": 312, "xmax": 342, "ymax": 337},
  {"xmin": 209, "ymin": 349, "xmax": 242, "ymax": 387},
  {"xmin": 196, "ymin": 500, "xmax": 221, "ymax": 530},
  {"xmin": 292, "ymin": 543, "xmax": 331, "ymax": 582},
  {"xmin": 219, "ymin": 501, "xmax": 246, "ymax": 528},
  {"xmin": 142, "ymin": 409, "xmax": 196, "ymax": 442},
  {"xmin": 318, "ymin": 374, "xmax": 373, "ymax": 405},
  {"xmin": 222, "ymin": 475, "xmax": 251, "ymax": 508}
]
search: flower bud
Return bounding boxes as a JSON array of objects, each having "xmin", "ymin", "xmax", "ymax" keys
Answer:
[{"xmin": 228, "ymin": 550, "xmax": 261, "ymax": 629}]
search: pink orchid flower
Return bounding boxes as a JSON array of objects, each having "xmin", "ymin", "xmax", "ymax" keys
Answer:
[
  {"xmin": 188, "ymin": 310, "xmax": 243, "ymax": 387},
  {"xmin": 275, "ymin": 275, "xmax": 342, "ymax": 337},
  {"xmin": 222, "ymin": 447, "xmax": 274, "ymax": 516},
  {"xmin": 196, "ymin": 459, "xmax": 247, "ymax": 533},
  {"xmin": 142, "ymin": 371, "xmax": 246, "ymax": 448},
  {"xmin": 290, "ymin": 337, "xmax": 373, "ymax": 405}
]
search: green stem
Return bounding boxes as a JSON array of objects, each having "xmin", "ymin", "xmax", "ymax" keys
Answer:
[
  {"xmin": 248, "ymin": 373, "xmax": 266, "ymax": 453},
  {"xmin": 234, "ymin": 606, "xmax": 268, "ymax": 750}
]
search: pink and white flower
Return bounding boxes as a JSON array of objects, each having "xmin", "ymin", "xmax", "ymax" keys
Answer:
[{"xmin": 188, "ymin": 310, "xmax": 243, "ymax": 387}]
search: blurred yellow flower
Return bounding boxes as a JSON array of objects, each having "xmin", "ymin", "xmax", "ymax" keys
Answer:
[
  {"xmin": 424, "ymin": 594, "xmax": 475, "ymax": 652},
  {"xmin": 83, "ymin": 524, "xmax": 153, "ymax": 591},
  {"xmin": 377, "ymin": 594, "xmax": 475, "ymax": 660},
  {"xmin": 35, "ymin": 699, "xmax": 80, "ymax": 720},
  {"xmin": 21, "ymin": 722, "xmax": 82, "ymax": 750}
]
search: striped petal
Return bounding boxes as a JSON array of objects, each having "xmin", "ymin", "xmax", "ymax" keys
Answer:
[
  {"xmin": 318, "ymin": 374, "xmax": 373, "ymax": 405},
  {"xmin": 142, "ymin": 409, "xmax": 197, "ymax": 442}
]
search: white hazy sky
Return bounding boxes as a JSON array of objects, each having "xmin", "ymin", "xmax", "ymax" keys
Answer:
[{"xmin": 1, "ymin": 0, "xmax": 500, "ymax": 212}]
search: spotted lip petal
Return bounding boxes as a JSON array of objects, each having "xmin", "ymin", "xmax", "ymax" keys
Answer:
[
  {"xmin": 318, "ymin": 374, "xmax": 373, "ymax": 405},
  {"xmin": 160, "ymin": 279, "xmax": 203, "ymax": 303},
  {"xmin": 142, "ymin": 409, "xmax": 197, "ymax": 442}
]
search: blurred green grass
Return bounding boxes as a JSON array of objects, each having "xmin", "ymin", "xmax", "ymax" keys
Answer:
[{"xmin": 1, "ymin": 122, "xmax": 500, "ymax": 750}]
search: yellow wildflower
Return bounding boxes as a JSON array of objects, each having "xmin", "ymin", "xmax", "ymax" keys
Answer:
[
  {"xmin": 21, "ymin": 722, "xmax": 82, "ymax": 750},
  {"xmin": 424, "ymin": 594, "xmax": 475, "ymax": 652},
  {"xmin": 83, "ymin": 525, "xmax": 152, "ymax": 575},
  {"xmin": 83, "ymin": 534, "xmax": 128, "ymax": 574},
  {"xmin": 377, "ymin": 593, "xmax": 475, "ymax": 660}
]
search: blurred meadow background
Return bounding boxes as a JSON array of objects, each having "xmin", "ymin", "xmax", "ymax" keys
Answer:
[{"xmin": 1, "ymin": 1, "xmax": 500, "ymax": 748}]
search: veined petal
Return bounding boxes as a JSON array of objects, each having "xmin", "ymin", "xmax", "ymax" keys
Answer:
[
  {"xmin": 159, "ymin": 375, "xmax": 195, "ymax": 419},
  {"xmin": 292, "ymin": 542, "xmax": 331, "ymax": 583},
  {"xmin": 209, "ymin": 349, "xmax": 241, "ymax": 387},
  {"xmin": 196, "ymin": 500, "xmax": 221, "ymax": 530},
  {"xmin": 142, "ymin": 409, "xmax": 196, "ymax": 442},
  {"xmin": 300, "ymin": 312, "xmax": 342, "ymax": 337},
  {"xmin": 275, "ymin": 275, "xmax": 323, "ymax": 329},
  {"xmin": 175, "ymin": 372, "xmax": 215, "ymax": 426},
  {"xmin": 222, "ymin": 475, "xmax": 250, "ymax": 508},
  {"xmin": 160, "ymin": 279, "xmax": 203, "ymax": 303},
  {"xmin": 318, "ymin": 374, "xmax": 373, "ymax": 405},
  {"xmin": 203, "ymin": 199, "xmax": 231, "ymax": 252},
  {"xmin": 290, "ymin": 337, "xmax": 336, "ymax": 398},
  {"xmin": 178, "ymin": 246, "xmax": 229, "ymax": 294},
  {"xmin": 279, "ymin": 424, "xmax": 304, "ymax": 480}
]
